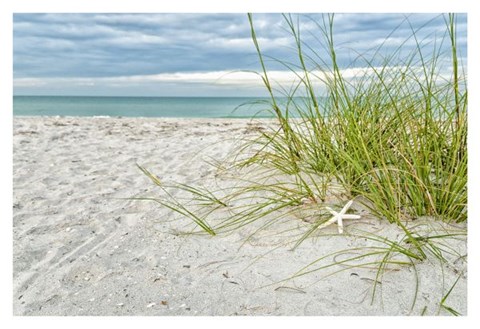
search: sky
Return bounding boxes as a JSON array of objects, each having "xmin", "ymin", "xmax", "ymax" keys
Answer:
[{"xmin": 13, "ymin": 13, "xmax": 467, "ymax": 97}]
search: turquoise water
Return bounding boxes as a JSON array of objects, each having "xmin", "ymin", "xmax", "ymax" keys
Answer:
[{"xmin": 13, "ymin": 96, "xmax": 279, "ymax": 118}]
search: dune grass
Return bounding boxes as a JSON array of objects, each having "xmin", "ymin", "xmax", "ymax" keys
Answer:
[
  {"xmin": 248, "ymin": 13, "xmax": 466, "ymax": 225},
  {"xmin": 136, "ymin": 13, "xmax": 467, "ymax": 314}
]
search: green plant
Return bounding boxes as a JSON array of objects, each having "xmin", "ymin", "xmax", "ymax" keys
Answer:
[{"xmin": 136, "ymin": 13, "xmax": 467, "ymax": 314}]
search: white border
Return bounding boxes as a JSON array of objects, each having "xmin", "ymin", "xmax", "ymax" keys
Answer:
[
  {"xmin": 5, "ymin": 0, "xmax": 473, "ymax": 13},
  {"xmin": 2, "ymin": 0, "xmax": 478, "ymax": 327}
]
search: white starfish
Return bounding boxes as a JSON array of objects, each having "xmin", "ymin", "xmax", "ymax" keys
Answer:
[{"xmin": 320, "ymin": 200, "xmax": 361, "ymax": 234}]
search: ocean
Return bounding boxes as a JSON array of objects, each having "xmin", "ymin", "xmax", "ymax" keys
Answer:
[{"xmin": 13, "ymin": 96, "xmax": 279, "ymax": 118}]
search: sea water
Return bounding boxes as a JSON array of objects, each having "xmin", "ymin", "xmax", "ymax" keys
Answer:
[{"xmin": 13, "ymin": 96, "xmax": 280, "ymax": 118}]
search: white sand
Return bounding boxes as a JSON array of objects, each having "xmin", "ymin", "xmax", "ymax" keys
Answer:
[{"xmin": 13, "ymin": 116, "xmax": 467, "ymax": 316}]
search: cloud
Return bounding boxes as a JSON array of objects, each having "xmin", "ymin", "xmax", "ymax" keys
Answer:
[
  {"xmin": 13, "ymin": 78, "xmax": 47, "ymax": 87},
  {"xmin": 14, "ymin": 62, "xmax": 459, "ymax": 97},
  {"xmin": 13, "ymin": 13, "xmax": 467, "ymax": 96}
]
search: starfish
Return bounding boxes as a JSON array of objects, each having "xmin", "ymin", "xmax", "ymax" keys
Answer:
[{"xmin": 320, "ymin": 200, "xmax": 361, "ymax": 234}]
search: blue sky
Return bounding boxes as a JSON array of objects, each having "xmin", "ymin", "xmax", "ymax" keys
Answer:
[{"xmin": 13, "ymin": 13, "xmax": 467, "ymax": 96}]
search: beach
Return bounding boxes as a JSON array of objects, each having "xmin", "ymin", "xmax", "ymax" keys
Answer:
[{"xmin": 12, "ymin": 116, "xmax": 467, "ymax": 316}]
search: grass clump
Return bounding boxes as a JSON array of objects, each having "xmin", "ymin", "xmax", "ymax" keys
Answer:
[
  {"xmin": 136, "ymin": 13, "xmax": 467, "ymax": 314},
  {"xmin": 245, "ymin": 13, "xmax": 466, "ymax": 227}
]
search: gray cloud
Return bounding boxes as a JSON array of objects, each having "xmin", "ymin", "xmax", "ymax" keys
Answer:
[{"xmin": 13, "ymin": 13, "xmax": 467, "ymax": 96}]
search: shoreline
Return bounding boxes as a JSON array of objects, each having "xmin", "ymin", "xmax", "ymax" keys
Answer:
[
  {"xmin": 13, "ymin": 115, "xmax": 280, "ymax": 119},
  {"xmin": 13, "ymin": 116, "xmax": 467, "ymax": 315}
]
